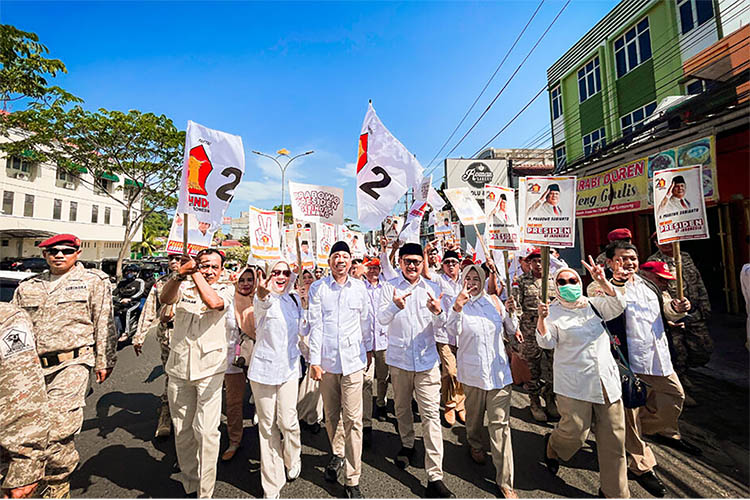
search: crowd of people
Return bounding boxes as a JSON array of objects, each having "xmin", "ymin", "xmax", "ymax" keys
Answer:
[{"xmin": 0, "ymin": 226, "xmax": 729, "ymax": 499}]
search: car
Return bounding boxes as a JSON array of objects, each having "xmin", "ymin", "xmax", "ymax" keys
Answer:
[
  {"xmin": 10, "ymin": 258, "xmax": 48, "ymax": 273},
  {"xmin": 0, "ymin": 270, "xmax": 37, "ymax": 302}
]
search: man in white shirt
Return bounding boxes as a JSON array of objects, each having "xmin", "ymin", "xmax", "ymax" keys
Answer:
[
  {"xmin": 363, "ymin": 257, "xmax": 389, "ymax": 438},
  {"xmin": 657, "ymin": 175, "xmax": 693, "ymax": 215},
  {"xmin": 605, "ymin": 240, "xmax": 697, "ymax": 498},
  {"xmin": 378, "ymin": 243, "xmax": 455, "ymax": 498},
  {"xmin": 308, "ymin": 241, "xmax": 371, "ymax": 499},
  {"xmin": 160, "ymin": 249, "xmax": 234, "ymax": 498}
]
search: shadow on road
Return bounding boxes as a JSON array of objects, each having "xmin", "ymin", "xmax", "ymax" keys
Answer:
[{"xmin": 82, "ymin": 391, "xmax": 162, "ymax": 442}]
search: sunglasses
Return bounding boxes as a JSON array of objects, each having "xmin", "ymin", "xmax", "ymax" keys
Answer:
[
  {"xmin": 443, "ymin": 259, "xmax": 459, "ymax": 266},
  {"xmin": 271, "ymin": 270, "xmax": 291, "ymax": 277},
  {"xmin": 45, "ymin": 247, "xmax": 77, "ymax": 256},
  {"xmin": 556, "ymin": 278, "xmax": 579, "ymax": 286},
  {"xmin": 403, "ymin": 258, "xmax": 423, "ymax": 268}
]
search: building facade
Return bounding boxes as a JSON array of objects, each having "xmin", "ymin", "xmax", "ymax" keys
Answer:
[{"xmin": 0, "ymin": 132, "xmax": 143, "ymax": 262}]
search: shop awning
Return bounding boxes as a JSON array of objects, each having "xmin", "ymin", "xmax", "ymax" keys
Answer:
[
  {"xmin": 98, "ymin": 172, "xmax": 120, "ymax": 182},
  {"xmin": 124, "ymin": 178, "xmax": 143, "ymax": 188}
]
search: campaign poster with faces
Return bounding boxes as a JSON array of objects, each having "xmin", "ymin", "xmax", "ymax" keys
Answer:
[
  {"xmin": 520, "ymin": 176, "xmax": 576, "ymax": 248},
  {"xmin": 653, "ymin": 165, "xmax": 709, "ymax": 244},
  {"xmin": 484, "ymin": 184, "xmax": 520, "ymax": 251}
]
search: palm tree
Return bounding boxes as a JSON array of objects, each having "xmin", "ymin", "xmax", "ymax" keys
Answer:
[{"xmin": 134, "ymin": 227, "xmax": 160, "ymax": 256}]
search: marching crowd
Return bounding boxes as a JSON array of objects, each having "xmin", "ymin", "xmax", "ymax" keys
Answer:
[{"xmin": 0, "ymin": 226, "xmax": 724, "ymax": 500}]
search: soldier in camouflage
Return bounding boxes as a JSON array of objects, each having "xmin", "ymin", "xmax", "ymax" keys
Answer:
[
  {"xmin": 133, "ymin": 253, "xmax": 182, "ymax": 438},
  {"xmin": 12, "ymin": 234, "xmax": 117, "ymax": 499},
  {"xmin": 513, "ymin": 248, "xmax": 558, "ymax": 422},
  {"xmin": 0, "ymin": 303, "xmax": 50, "ymax": 499},
  {"xmin": 647, "ymin": 235, "xmax": 713, "ymax": 400}
]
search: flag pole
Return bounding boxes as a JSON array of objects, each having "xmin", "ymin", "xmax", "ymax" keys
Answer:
[
  {"xmin": 182, "ymin": 213, "xmax": 189, "ymax": 256},
  {"xmin": 503, "ymin": 250, "xmax": 512, "ymax": 294},
  {"xmin": 541, "ymin": 246, "xmax": 550, "ymax": 302},
  {"xmin": 673, "ymin": 241, "xmax": 684, "ymax": 300}
]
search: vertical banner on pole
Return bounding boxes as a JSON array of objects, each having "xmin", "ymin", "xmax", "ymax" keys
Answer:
[
  {"xmin": 484, "ymin": 184, "xmax": 520, "ymax": 251},
  {"xmin": 652, "ymin": 165, "xmax": 709, "ymax": 244},
  {"xmin": 315, "ymin": 222, "xmax": 336, "ymax": 268},
  {"xmin": 248, "ymin": 206, "xmax": 281, "ymax": 262},
  {"xmin": 519, "ymin": 176, "xmax": 577, "ymax": 248},
  {"xmin": 166, "ymin": 213, "xmax": 215, "ymax": 256}
]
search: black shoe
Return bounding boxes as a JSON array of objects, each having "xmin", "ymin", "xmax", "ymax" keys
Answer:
[
  {"xmin": 324, "ymin": 455, "xmax": 344, "ymax": 483},
  {"xmin": 628, "ymin": 470, "xmax": 666, "ymax": 498},
  {"xmin": 425, "ymin": 480, "xmax": 455, "ymax": 498},
  {"xmin": 542, "ymin": 433, "xmax": 559, "ymax": 476},
  {"xmin": 375, "ymin": 405, "xmax": 387, "ymax": 422},
  {"xmin": 598, "ymin": 488, "xmax": 605, "ymax": 498},
  {"xmin": 363, "ymin": 427, "xmax": 372, "ymax": 448},
  {"xmin": 648, "ymin": 434, "xmax": 703, "ymax": 456},
  {"xmin": 395, "ymin": 446, "xmax": 414, "ymax": 469},
  {"xmin": 345, "ymin": 485, "xmax": 363, "ymax": 498}
]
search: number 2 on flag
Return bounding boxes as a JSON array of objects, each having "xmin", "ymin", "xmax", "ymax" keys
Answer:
[{"xmin": 359, "ymin": 166, "xmax": 392, "ymax": 200}]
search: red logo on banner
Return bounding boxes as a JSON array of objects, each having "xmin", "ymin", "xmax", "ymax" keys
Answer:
[
  {"xmin": 187, "ymin": 145, "xmax": 213, "ymax": 196},
  {"xmin": 356, "ymin": 133, "xmax": 368, "ymax": 173}
]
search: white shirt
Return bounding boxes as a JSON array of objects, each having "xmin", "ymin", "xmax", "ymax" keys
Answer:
[
  {"xmin": 537, "ymin": 294, "xmax": 626, "ymax": 404},
  {"xmin": 662, "ymin": 196, "xmax": 692, "ymax": 215},
  {"xmin": 365, "ymin": 279, "xmax": 388, "ymax": 351},
  {"xmin": 379, "ymin": 252, "xmax": 399, "ymax": 281},
  {"xmin": 622, "ymin": 275, "xmax": 674, "ymax": 376},
  {"xmin": 433, "ymin": 273, "xmax": 462, "ymax": 346},
  {"xmin": 225, "ymin": 301, "xmax": 243, "ymax": 375},
  {"xmin": 532, "ymin": 202, "xmax": 564, "ymax": 217},
  {"xmin": 248, "ymin": 292, "xmax": 307, "ymax": 385},
  {"xmin": 308, "ymin": 275, "xmax": 370, "ymax": 376},
  {"xmin": 378, "ymin": 274, "xmax": 445, "ymax": 373},
  {"xmin": 447, "ymin": 294, "xmax": 518, "ymax": 391}
]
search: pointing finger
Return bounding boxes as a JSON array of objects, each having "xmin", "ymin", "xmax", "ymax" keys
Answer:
[{"xmin": 402, "ymin": 291, "xmax": 412, "ymax": 299}]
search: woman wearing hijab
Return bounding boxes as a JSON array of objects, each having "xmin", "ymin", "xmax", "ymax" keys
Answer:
[
  {"xmin": 222, "ymin": 266, "xmax": 257, "ymax": 461},
  {"xmin": 249, "ymin": 260, "xmax": 308, "ymax": 498},
  {"xmin": 536, "ymin": 256, "xmax": 629, "ymax": 498},
  {"xmin": 447, "ymin": 264, "xmax": 520, "ymax": 499}
]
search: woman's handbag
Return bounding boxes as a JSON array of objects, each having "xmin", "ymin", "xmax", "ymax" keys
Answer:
[{"xmin": 591, "ymin": 304, "xmax": 649, "ymax": 409}]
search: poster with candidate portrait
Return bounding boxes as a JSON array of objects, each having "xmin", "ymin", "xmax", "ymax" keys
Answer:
[
  {"xmin": 434, "ymin": 210, "xmax": 453, "ymax": 239},
  {"xmin": 383, "ymin": 215, "xmax": 404, "ymax": 245},
  {"xmin": 444, "ymin": 187, "xmax": 485, "ymax": 226},
  {"xmin": 285, "ymin": 225, "xmax": 315, "ymax": 270},
  {"xmin": 520, "ymin": 176, "xmax": 576, "ymax": 248},
  {"xmin": 315, "ymin": 222, "xmax": 336, "ymax": 268},
  {"xmin": 484, "ymin": 184, "xmax": 520, "ymax": 251},
  {"xmin": 165, "ymin": 213, "xmax": 215, "ymax": 256},
  {"xmin": 653, "ymin": 165, "xmax": 709, "ymax": 244},
  {"xmin": 248, "ymin": 206, "xmax": 281, "ymax": 262}
]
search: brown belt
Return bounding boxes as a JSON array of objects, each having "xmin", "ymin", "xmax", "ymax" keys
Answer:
[{"xmin": 40, "ymin": 346, "xmax": 93, "ymax": 368}]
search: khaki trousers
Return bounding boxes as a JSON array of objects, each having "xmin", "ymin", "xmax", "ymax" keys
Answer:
[
  {"xmin": 374, "ymin": 350, "xmax": 389, "ymax": 407},
  {"xmin": 548, "ymin": 393, "xmax": 629, "ymax": 499},
  {"xmin": 168, "ymin": 372, "xmax": 224, "ymax": 498},
  {"xmin": 437, "ymin": 343, "xmax": 465, "ymax": 413},
  {"xmin": 362, "ymin": 359, "xmax": 375, "ymax": 428},
  {"xmin": 320, "ymin": 370, "xmax": 364, "ymax": 486},
  {"xmin": 297, "ymin": 369, "xmax": 324, "ymax": 426},
  {"xmin": 463, "ymin": 384, "xmax": 514, "ymax": 491},
  {"xmin": 223, "ymin": 372, "xmax": 246, "ymax": 447},
  {"xmin": 624, "ymin": 372, "xmax": 685, "ymax": 474},
  {"xmin": 390, "ymin": 365, "xmax": 444, "ymax": 481},
  {"xmin": 250, "ymin": 377, "xmax": 301, "ymax": 499}
]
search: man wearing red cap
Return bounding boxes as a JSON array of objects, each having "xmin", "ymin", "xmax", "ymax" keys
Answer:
[
  {"xmin": 363, "ymin": 257, "xmax": 389, "ymax": 435},
  {"xmin": 12, "ymin": 234, "xmax": 117, "ymax": 498},
  {"xmin": 595, "ymin": 228, "xmax": 632, "ymax": 268}
]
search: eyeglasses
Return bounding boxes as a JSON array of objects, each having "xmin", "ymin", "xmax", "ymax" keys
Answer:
[
  {"xmin": 403, "ymin": 258, "xmax": 423, "ymax": 268},
  {"xmin": 271, "ymin": 270, "xmax": 291, "ymax": 277},
  {"xmin": 45, "ymin": 247, "xmax": 77, "ymax": 256},
  {"xmin": 198, "ymin": 264, "xmax": 221, "ymax": 270},
  {"xmin": 443, "ymin": 260, "xmax": 459, "ymax": 266},
  {"xmin": 556, "ymin": 278, "xmax": 579, "ymax": 286}
]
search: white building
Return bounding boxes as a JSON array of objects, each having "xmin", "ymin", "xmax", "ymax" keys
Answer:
[
  {"xmin": 0, "ymin": 132, "xmax": 142, "ymax": 262},
  {"xmin": 230, "ymin": 211, "xmax": 249, "ymax": 239}
]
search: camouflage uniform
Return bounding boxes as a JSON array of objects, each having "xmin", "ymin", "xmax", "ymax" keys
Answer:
[
  {"xmin": 12, "ymin": 263, "xmax": 116, "ymax": 484},
  {"xmin": 513, "ymin": 272, "xmax": 556, "ymax": 398},
  {"xmin": 134, "ymin": 274, "xmax": 173, "ymax": 405},
  {"xmin": 0, "ymin": 304, "xmax": 50, "ymax": 493},
  {"xmin": 646, "ymin": 250, "xmax": 713, "ymax": 372}
]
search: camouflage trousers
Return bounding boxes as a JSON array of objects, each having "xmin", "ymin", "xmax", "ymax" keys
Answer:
[
  {"xmin": 43, "ymin": 364, "xmax": 89, "ymax": 483},
  {"xmin": 670, "ymin": 321, "xmax": 713, "ymax": 375},
  {"xmin": 519, "ymin": 329, "xmax": 553, "ymax": 397},
  {"xmin": 158, "ymin": 328, "xmax": 172, "ymax": 406}
]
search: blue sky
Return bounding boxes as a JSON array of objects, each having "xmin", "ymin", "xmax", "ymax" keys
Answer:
[{"xmin": 5, "ymin": 0, "xmax": 618, "ymax": 229}]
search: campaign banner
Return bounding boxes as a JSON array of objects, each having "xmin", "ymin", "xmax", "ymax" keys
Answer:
[
  {"xmin": 444, "ymin": 187, "xmax": 485, "ymax": 226},
  {"xmin": 653, "ymin": 165, "xmax": 709, "ymax": 244},
  {"xmin": 576, "ymin": 158, "xmax": 649, "ymax": 218},
  {"xmin": 248, "ymin": 206, "xmax": 281, "ymax": 262},
  {"xmin": 176, "ymin": 120, "xmax": 245, "ymax": 236},
  {"xmin": 349, "ymin": 230, "xmax": 366, "ymax": 258},
  {"xmin": 356, "ymin": 103, "xmax": 424, "ymax": 229},
  {"xmin": 450, "ymin": 222, "xmax": 461, "ymax": 244},
  {"xmin": 399, "ymin": 201, "xmax": 429, "ymax": 244},
  {"xmin": 289, "ymin": 181, "xmax": 345, "ymax": 225},
  {"xmin": 485, "ymin": 184, "xmax": 520, "ymax": 251},
  {"xmin": 434, "ymin": 210, "xmax": 452, "ymax": 238},
  {"xmin": 383, "ymin": 215, "xmax": 404, "ymax": 245},
  {"xmin": 520, "ymin": 176, "xmax": 576, "ymax": 248},
  {"xmin": 285, "ymin": 225, "xmax": 315, "ymax": 270},
  {"xmin": 648, "ymin": 135, "xmax": 719, "ymax": 205},
  {"xmin": 315, "ymin": 222, "xmax": 336, "ymax": 268},
  {"xmin": 165, "ymin": 213, "xmax": 215, "ymax": 256}
]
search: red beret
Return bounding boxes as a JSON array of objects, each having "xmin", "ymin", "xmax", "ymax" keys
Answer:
[
  {"xmin": 526, "ymin": 247, "xmax": 542, "ymax": 259},
  {"xmin": 640, "ymin": 261, "xmax": 675, "ymax": 280},
  {"xmin": 607, "ymin": 228, "xmax": 632, "ymax": 242},
  {"xmin": 38, "ymin": 233, "xmax": 81, "ymax": 248},
  {"xmin": 364, "ymin": 257, "xmax": 381, "ymax": 267}
]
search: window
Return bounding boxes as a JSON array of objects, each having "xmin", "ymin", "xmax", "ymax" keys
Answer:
[
  {"xmin": 551, "ymin": 86, "xmax": 563, "ymax": 120},
  {"xmin": 53, "ymin": 199, "xmax": 62, "ymax": 220},
  {"xmin": 7, "ymin": 156, "xmax": 31, "ymax": 173},
  {"xmin": 24, "ymin": 194, "xmax": 34, "ymax": 217},
  {"xmin": 122, "ymin": 209, "xmax": 128, "ymax": 226},
  {"xmin": 583, "ymin": 128, "xmax": 607, "ymax": 156},
  {"xmin": 577, "ymin": 57, "xmax": 601, "ymax": 103},
  {"xmin": 614, "ymin": 18, "xmax": 652, "ymax": 78},
  {"xmin": 95, "ymin": 178, "xmax": 111, "ymax": 196},
  {"xmin": 1, "ymin": 240, "xmax": 7, "ymax": 247},
  {"xmin": 554, "ymin": 146, "xmax": 566, "ymax": 170},
  {"xmin": 91, "ymin": 204, "xmax": 99, "ymax": 223},
  {"xmin": 56, "ymin": 168, "xmax": 78, "ymax": 189},
  {"xmin": 69, "ymin": 201, "xmax": 78, "ymax": 222},
  {"xmin": 2, "ymin": 191, "xmax": 13, "ymax": 215},
  {"xmin": 104, "ymin": 207, "xmax": 111, "ymax": 225},
  {"xmin": 620, "ymin": 101, "xmax": 658, "ymax": 136},
  {"xmin": 677, "ymin": 0, "xmax": 714, "ymax": 35}
]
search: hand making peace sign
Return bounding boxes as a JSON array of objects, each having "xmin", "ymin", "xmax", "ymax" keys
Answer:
[
  {"xmin": 255, "ymin": 266, "xmax": 273, "ymax": 300},
  {"xmin": 392, "ymin": 288, "xmax": 412, "ymax": 310},
  {"xmin": 453, "ymin": 280, "xmax": 472, "ymax": 313},
  {"xmin": 425, "ymin": 290, "xmax": 444, "ymax": 315}
]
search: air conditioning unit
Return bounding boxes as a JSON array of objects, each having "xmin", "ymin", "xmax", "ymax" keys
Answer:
[
  {"xmin": 14, "ymin": 172, "xmax": 29, "ymax": 180},
  {"xmin": 64, "ymin": 182, "xmax": 75, "ymax": 189}
]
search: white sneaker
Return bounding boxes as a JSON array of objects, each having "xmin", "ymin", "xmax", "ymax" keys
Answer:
[
  {"xmin": 287, "ymin": 460, "xmax": 301, "ymax": 482},
  {"xmin": 252, "ymin": 413, "xmax": 258, "ymax": 426}
]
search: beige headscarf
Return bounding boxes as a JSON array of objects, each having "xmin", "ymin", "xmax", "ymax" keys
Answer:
[
  {"xmin": 553, "ymin": 267, "xmax": 589, "ymax": 309},
  {"xmin": 460, "ymin": 264, "xmax": 487, "ymax": 300}
]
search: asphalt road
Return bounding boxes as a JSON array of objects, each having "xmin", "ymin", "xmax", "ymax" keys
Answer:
[{"xmin": 71, "ymin": 313, "xmax": 749, "ymax": 498}]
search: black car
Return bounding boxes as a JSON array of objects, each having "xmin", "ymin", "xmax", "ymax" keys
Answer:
[{"xmin": 10, "ymin": 257, "xmax": 48, "ymax": 273}]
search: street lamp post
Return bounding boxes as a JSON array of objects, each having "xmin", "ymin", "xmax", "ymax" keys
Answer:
[{"xmin": 251, "ymin": 149, "xmax": 314, "ymax": 233}]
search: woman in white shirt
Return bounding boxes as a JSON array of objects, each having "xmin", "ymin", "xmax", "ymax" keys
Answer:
[
  {"xmin": 447, "ymin": 264, "xmax": 519, "ymax": 499},
  {"xmin": 536, "ymin": 257, "xmax": 628, "ymax": 498},
  {"xmin": 249, "ymin": 260, "xmax": 308, "ymax": 498}
]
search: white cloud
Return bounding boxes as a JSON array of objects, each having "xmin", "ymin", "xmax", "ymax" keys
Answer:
[
  {"xmin": 336, "ymin": 162, "xmax": 357, "ymax": 180},
  {"xmin": 234, "ymin": 179, "xmax": 283, "ymax": 207}
]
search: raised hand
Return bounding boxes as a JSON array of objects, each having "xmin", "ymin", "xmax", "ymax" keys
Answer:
[
  {"xmin": 392, "ymin": 288, "xmax": 412, "ymax": 310},
  {"xmin": 453, "ymin": 280, "xmax": 471, "ymax": 312},
  {"xmin": 255, "ymin": 267, "xmax": 273, "ymax": 300},
  {"xmin": 582, "ymin": 255, "xmax": 606, "ymax": 284},
  {"xmin": 178, "ymin": 255, "xmax": 197, "ymax": 276},
  {"xmin": 538, "ymin": 301, "xmax": 550, "ymax": 319},
  {"xmin": 672, "ymin": 297, "xmax": 691, "ymax": 313},
  {"xmin": 425, "ymin": 291, "xmax": 444, "ymax": 315},
  {"xmin": 379, "ymin": 236, "xmax": 388, "ymax": 253}
]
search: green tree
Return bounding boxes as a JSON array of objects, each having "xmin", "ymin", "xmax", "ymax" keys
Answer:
[
  {"xmin": 132, "ymin": 226, "xmax": 161, "ymax": 256},
  {"xmin": 223, "ymin": 245, "xmax": 250, "ymax": 265},
  {"xmin": 143, "ymin": 210, "xmax": 171, "ymax": 237},
  {"xmin": 272, "ymin": 204, "xmax": 293, "ymax": 224}
]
